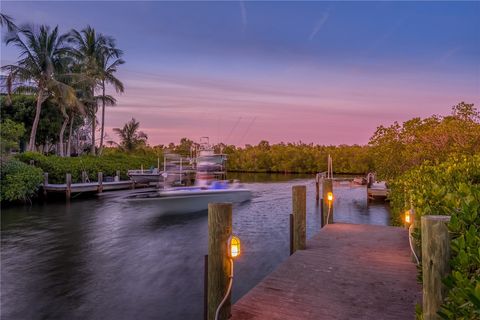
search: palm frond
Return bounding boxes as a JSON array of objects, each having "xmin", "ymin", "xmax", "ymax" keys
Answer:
[
  {"xmin": 13, "ymin": 85, "xmax": 37, "ymax": 95},
  {"xmin": 0, "ymin": 13, "xmax": 17, "ymax": 31},
  {"xmin": 95, "ymin": 94, "xmax": 117, "ymax": 106}
]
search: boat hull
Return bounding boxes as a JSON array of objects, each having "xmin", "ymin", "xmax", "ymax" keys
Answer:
[{"xmin": 125, "ymin": 188, "xmax": 252, "ymax": 215}]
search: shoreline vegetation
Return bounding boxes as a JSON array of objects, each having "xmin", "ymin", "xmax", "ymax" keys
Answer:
[{"xmin": 1, "ymin": 102, "xmax": 479, "ymax": 202}]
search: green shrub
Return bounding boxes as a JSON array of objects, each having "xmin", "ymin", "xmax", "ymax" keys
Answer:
[
  {"xmin": 1, "ymin": 158, "xmax": 43, "ymax": 203},
  {"xmin": 16, "ymin": 152, "xmax": 161, "ymax": 183},
  {"xmin": 0, "ymin": 119, "xmax": 25, "ymax": 153},
  {"xmin": 390, "ymin": 154, "xmax": 480, "ymax": 319}
]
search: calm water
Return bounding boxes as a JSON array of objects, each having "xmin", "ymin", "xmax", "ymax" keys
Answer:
[{"xmin": 1, "ymin": 174, "xmax": 390, "ymax": 320}]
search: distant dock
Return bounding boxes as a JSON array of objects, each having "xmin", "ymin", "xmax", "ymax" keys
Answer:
[
  {"xmin": 231, "ymin": 223, "xmax": 421, "ymax": 319},
  {"xmin": 367, "ymin": 186, "xmax": 390, "ymax": 201},
  {"xmin": 43, "ymin": 180, "xmax": 134, "ymax": 193},
  {"xmin": 42, "ymin": 172, "xmax": 138, "ymax": 199}
]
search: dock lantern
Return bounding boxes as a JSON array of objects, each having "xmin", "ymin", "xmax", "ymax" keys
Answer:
[
  {"xmin": 228, "ymin": 235, "xmax": 241, "ymax": 259},
  {"xmin": 327, "ymin": 192, "xmax": 334, "ymax": 203},
  {"xmin": 216, "ymin": 235, "xmax": 241, "ymax": 320},
  {"xmin": 404, "ymin": 210, "xmax": 412, "ymax": 225}
]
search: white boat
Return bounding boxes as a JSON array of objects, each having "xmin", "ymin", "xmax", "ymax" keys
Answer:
[
  {"xmin": 127, "ymin": 154, "xmax": 195, "ymax": 185},
  {"xmin": 125, "ymin": 183, "xmax": 251, "ymax": 215},
  {"xmin": 125, "ymin": 137, "xmax": 252, "ymax": 214}
]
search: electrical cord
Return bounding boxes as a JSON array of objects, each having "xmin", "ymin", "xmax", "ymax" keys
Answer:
[
  {"xmin": 408, "ymin": 224, "xmax": 420, "ymax": 265},
  {"xmin": 326, "ymin": 203, "xmax": 332, "ymax": 225},
  {"xmin": 215, "ymin": 258, "xmax": 234, "ymax": 320}
]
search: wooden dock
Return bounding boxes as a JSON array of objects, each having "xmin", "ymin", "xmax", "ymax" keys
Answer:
[
  {"xmin": 43, "ymin": 180, "xmax": 134, "ymax": 193},
  {"xmin": 231, "ymin": 223, "xmax": 421, "ymax": 320},
  {"xmin": 367, "ymin": 187, "xmax": 390, "ymax": 201}
]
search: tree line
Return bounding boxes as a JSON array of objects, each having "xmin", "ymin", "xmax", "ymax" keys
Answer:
[
  {"xmin": 1, "ymin": 12, "xmax": 124, "ymax": 156},
  {"xmin": 102, "ymin": 102, "xmax": 480, "ymax": 177}
]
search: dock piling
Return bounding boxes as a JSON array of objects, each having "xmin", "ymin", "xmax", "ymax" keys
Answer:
[
  {"xmin": 43, "ymin": 173, "xmax": 48, "ymax": 197},
  {"xmin": 320, "ymin": 198, "xmax": 325, "ymax": 227},
  {"xmin": 204, "ymin": 254, "xmax": 209, "ymax": 320},
  {"xmin": 81, "ymin": 171, "xmax": 87, "ymax": 183},
  {"xmin": 322, "ymin": 179, "xmax": 333, "ymax": 224},
  {"xmin": 207, "ymin": 203, "xmax": 233, "ymax": 320},
  {"xmin": 421, "ymin": 215, "xmax": 451, "ymax": 320},
  {"xmin": 315, "ymin": 174, "xmax": 320, "ymax": 202},
  {"xmin": 289, "ymin": 214, "xmax": 294, "ymax": 255},
  {"xmin": 292, "ymin": 185, "xmax": 306, "ymax": 252},
  {"xmin": 66, "ymin": 173, "xmax": 72, "ymax": 200},
  {"xmin": 97, "ymin": 172, "xmax": 103, "ymax": 193}
]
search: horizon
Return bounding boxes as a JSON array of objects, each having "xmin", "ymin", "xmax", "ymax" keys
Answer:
[{"xmin": 1, "ymin": 1, "xmax": 479, "ymax": 147}]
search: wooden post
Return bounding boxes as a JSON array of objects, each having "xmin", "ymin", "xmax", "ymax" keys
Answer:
[
  {"xmin": 97, "ymin": 172, "xmax": 103, "ymax": 193},
  {"xmin": 289, "ymin": 214, "xmax": 294, "ymax": 255},
  {"xmin": 320, "ymin": 198, "xmax": 325, "ymax": 228},
  {"xmin": 421, "ymin": 215, "xmax": 451, "ymax": 320},
  {"xmin": 204, "ymin": 254, "xmax": 209, "ymax": 320},
  {"xmin": 315, "ymin": 174, "xmax": 320, "ymax": 202},
  {"xmin": 208, "ymin": 203, "xmax": 232, "ymax": 320},
  {"xmin": 179, "ymin": 158, "xmax": 182, "ymax": 185},
  {"xmin": 116, "ymin": 170, "xmax": 120, "ymax": 182},
  {"xmin": 66, "ymin": 173, "xmax": 72, "ymax": 200},
  {"xmin": 43, "ymin": 173, "xmax": 48, "ymax": 197},
  {"xmin": 292, "ymin": 185, "xmax": 306, "ymax": 252},
  {"xmin": 322, "ymin": 178, "xmax": 333, "ymax": 224}
]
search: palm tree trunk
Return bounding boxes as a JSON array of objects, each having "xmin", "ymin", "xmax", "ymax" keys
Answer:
[
  {"xmin": 28, "ymin": 91, "xmax": 45, "ymax": 152},
  {"xmin": 58, "ymin": 111, "xmax": 69, "ymax": 157},
  {"xmin": 91, "ymin": 114, "xmax": 96, "ymax": 155},
  {"xmin": 66, "ymin": 111, "xmax": 74, "ymax": 157},
  {"xmin": 90, "ymin": 85, "xmax": 97, "ymax": 156},
  {"xmin": 99, "ymin": 80, "xmax": 106, "ymax": 155}
]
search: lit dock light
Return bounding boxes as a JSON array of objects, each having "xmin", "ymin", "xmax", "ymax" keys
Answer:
[
  {"xmin": 216, "ymin": 235, "xmax": 241, "ymax": 320},
  {"xmin": 405, "ymin": 210, "xmax": 411, "ymax": 224},
  {"xmin": 228, "ymin": 235, "xmax": 241, "ymax": 259},
  {"xmin": 327, "ymin": 192, "xmax": 334, "ymax": 202}
]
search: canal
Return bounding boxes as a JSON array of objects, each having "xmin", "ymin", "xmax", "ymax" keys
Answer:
[{"xmin": 1, "ymin": 174, "xmax": 390, "ymax": 320}]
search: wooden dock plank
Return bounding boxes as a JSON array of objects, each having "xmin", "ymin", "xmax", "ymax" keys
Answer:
[{"xmin": 232, "ymin": 223, "xmax": 421, "ymax": 320}]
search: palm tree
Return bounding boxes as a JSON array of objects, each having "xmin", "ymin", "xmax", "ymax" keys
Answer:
[
  {"xmin": 51, "ymin": 95, "xmax": 83, "ymax": 157},
  {"xmin": 67, "ymin": 26, "xmax": 124, "ymax": 156},
  {"xmin": 67, "ymin": 26, "xmax": 109, "ymax": 155},
  {"xmin": 98, "ymin": 49, "xmax": 125, "ymax": 155},
  {"xmin": 112, "ymin": 118, "xmax": 148, "ymax": 152},
  {"xmin": 0, "ymin": 13, "xmax": 17, "ymax": 31},
  {"xmin": 2, "ymin": 25, "xmax": 78, "ymax": 151}
]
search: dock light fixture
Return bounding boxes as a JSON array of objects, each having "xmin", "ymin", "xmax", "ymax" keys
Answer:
[
  {"xmin": 228, "ymin": 235, "xmax": 241, "ymax": 259},
  {"xmin": 327, "ymin": 192, "xmax": 334, "ymax": 203},
  {"xmin": 405, "ymin": 210, "xmax": 420, "ymax": 265},
  {"xmin": 326, "ymin": 192, "xmax": 334, "ymax": 225},
  {"xmin": 405, "ymin": 210, "xmax": 411, "ymax": 225},
  {"xmin": 215, "ymin": 235, "xmax": 241, "ymax": 320}
]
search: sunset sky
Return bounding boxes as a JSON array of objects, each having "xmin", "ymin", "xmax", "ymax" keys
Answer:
[{"xmin": 1, "ymin": 1, "xmax": 479, "ymax": 146}]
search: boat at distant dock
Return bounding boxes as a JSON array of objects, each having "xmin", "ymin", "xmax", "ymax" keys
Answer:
[
  {"xmin": 352, "ymin": 177, "xmax": 367, "ymax": 185},
  {"xmin": 127, "ymin": 153, "xmax": 195, "ymax": 185},
  {"xmin": 125, "ymin": 137, "xmax": 252, "ymax": 214}
]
